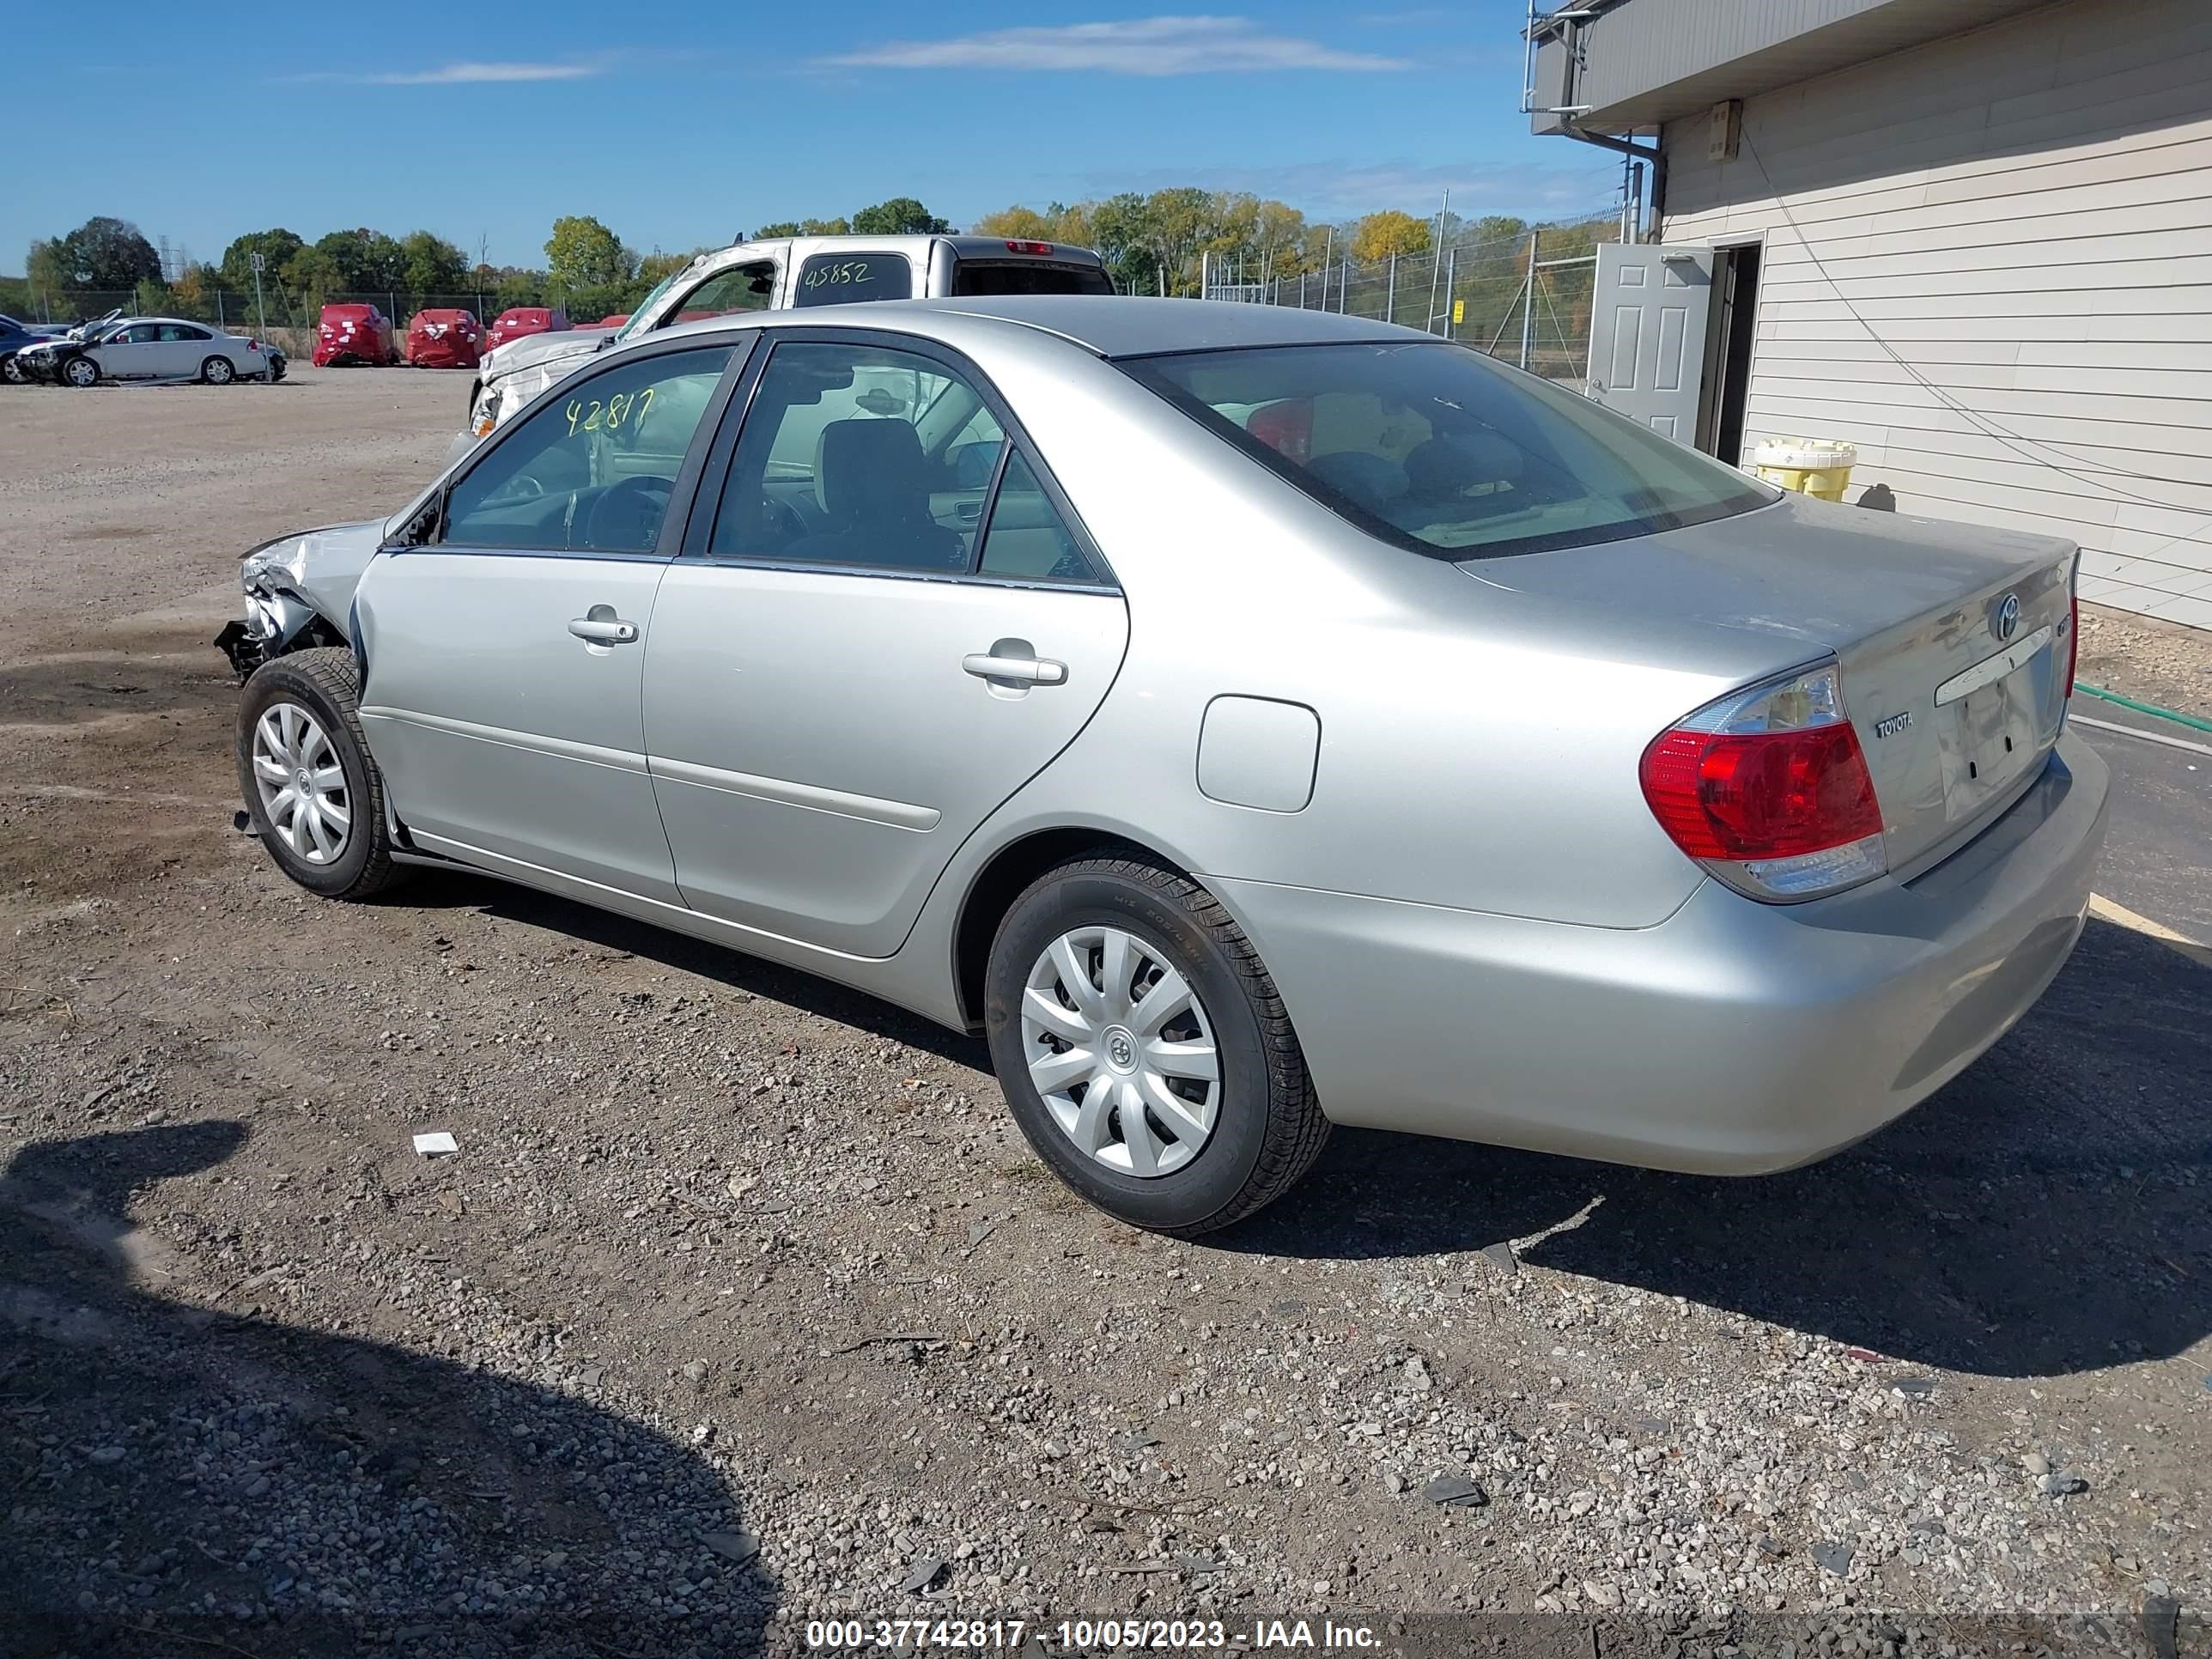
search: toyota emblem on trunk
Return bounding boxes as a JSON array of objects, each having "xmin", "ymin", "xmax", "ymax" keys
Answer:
[{"xmin": 1994, "ymin": 593, "xmax": 2021, "ymax": 642}]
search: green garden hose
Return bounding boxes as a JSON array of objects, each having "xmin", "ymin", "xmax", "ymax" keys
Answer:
[{"xmin": 2076, "ymin": 683, "xmax": 2212, "ymax": 735}]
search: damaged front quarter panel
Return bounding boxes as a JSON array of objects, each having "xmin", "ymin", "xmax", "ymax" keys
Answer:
[{"xmin": 216, "ymin": 520, "xmax": 389, "ymax": 678}]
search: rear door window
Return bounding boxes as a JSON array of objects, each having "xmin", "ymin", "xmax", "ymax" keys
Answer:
[
  {"xmin": 706, "ymin": 340, "xmax": 1000, "ymax": 571},
  {"xmin": 791, "ymin": 252, "xmax": 914, "ymax": 307}
]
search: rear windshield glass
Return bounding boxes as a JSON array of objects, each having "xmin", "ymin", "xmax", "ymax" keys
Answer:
[
  {"xmin": 1121, "ymin": 342, "xmax": 1774, "ymax": 560},
  {"xmin": 954, "ymin": 261, "xmax": 1114, "ymax": 297},
  {"xmin": 792, "ymin": 252, "xmax": 914, "ymax": 307}
]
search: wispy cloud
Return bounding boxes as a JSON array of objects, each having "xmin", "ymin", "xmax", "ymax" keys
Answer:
[
  {"xmin": 823, "ymin": 16, "xmax": 1408, "ymax": 76},
  {"xmin": 1085, "ymin": 159, "xmax": 1623, "ymax": 222},
  {"xmin": 287, "ymin": 58, "xmax": 607, "ymax": 86}
]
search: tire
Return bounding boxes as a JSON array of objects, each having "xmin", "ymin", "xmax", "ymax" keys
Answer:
[
  {"xmin": 236, "ymin": 647, "xmax": 406, "ymax": 901},
  {"xmin": 984, "ymin": 851, "xmax": 1328, "ymax": 1235},
  {"xmin": 1, "ymin": 356, "xmax": 24, "ymax": 385},
  {"xmin": 201, "ymin": 355, "xmax": 235, "ymax": 386},
  {"xmin": 62, "ymin": 356, "xmax": 99, "ymax": 388}
]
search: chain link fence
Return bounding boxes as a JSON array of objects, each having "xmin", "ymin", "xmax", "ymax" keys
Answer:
[
  {"xmin": 1202, "ymin": 219, "xmax": 1617, "ymax": 391},
  {"xmin": 10, "ymin": 289, "xmax": 527, "ymax": 361}
]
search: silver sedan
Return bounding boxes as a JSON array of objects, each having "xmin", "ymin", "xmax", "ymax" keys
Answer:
[{"xmin": 229, "ymin": 297, "xmax": 2109, "ymax": 1233}]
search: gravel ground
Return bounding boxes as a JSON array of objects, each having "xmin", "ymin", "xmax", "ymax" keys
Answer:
[{"xmin": 1, "ymin": 373, "xmax": 2207, "ymax": 1659}]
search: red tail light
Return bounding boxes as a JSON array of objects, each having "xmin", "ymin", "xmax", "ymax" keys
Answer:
[
  {"xmin": 1246, "ymin": 398, "xmax": 1313, "ymax": 464},
  {"xmin": 1640, "ymin": 663, "xmax": 1887, "ymax": 901},
  {"xmin": 1004, "ymin": 240, "xmax": 1054, "ymax": 255}
]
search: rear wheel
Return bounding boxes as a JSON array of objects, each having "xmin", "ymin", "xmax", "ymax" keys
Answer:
[
  {"xmin": 984, "ymin": 853, "xmax": 1328, "ymax": 1235},
  {"xmin": 201, "ymin": 355, "xmax": 234, "ymax": 386},
  {"xmin": 236, "ymin": 648, "xmax": 405, "ymax": 901},
  {"xmin": 63, "ymin": 356, "xmax": 99, "ymax": 387}
]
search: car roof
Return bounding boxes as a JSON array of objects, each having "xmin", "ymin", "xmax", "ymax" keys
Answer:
[{"xmin": 651, "ymin": 295, "xmax": 1426, "ymax": 360}]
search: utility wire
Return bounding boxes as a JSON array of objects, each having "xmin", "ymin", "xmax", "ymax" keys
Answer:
[{"xmin": 1739, "ymin": 127, "xmax": 2212, "ymax": 568}]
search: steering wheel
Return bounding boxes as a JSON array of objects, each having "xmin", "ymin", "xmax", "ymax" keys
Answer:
[
  {"xmin": 763, "ymin": 497, "xmax": 807, "ymax": 548},
  {"xmin": 582, "ymin": 475, "xmax": 673, "ymax": 551}
]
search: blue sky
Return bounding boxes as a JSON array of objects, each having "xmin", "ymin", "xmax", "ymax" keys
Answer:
[{"xmin": 7, "ymin": 4, "xmax": 1624, "ymax": 271}]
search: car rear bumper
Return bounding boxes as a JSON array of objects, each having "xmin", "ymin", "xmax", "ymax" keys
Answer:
[{"xmin": 1212, "ymin": 731, "xmax": 2111, "ymax": 1175}]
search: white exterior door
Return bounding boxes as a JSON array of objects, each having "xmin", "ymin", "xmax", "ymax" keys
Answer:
[{"xmin": 1586, "ymin": 243, "xmax": 1712, "ymax": 443}]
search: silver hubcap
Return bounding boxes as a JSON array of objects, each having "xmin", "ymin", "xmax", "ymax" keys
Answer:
[
  {"xmin": 251, "ymin": 702, "xmax": 351, "ymax": 865},
  {"xmin": 209, "ymin": 360, "xmax": 231, "ymax": 382},
  {"xmin": 1021, "ymin": 925, "xmax": 1220, "ymax": 1178},
  {"xmin": 66, "ymin": 361, "xmax": 94, "ymax": 386}
]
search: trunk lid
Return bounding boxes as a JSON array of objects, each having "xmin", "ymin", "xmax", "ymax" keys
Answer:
[{"xmin": 1464, "ymin": 492, "xmax": 2076, "ymax": 872}]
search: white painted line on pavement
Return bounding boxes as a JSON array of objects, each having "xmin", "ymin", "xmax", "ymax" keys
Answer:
[{"xmin": 2088, "ymin": 893, "xmax": 2212, "ymax": 969}]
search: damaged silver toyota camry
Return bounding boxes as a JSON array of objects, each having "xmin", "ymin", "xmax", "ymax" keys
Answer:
[{"xmin": 220, "ymin": 296, "xmax": 2110, "ymax": 1235}]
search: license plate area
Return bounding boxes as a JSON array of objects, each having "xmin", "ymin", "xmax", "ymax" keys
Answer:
[{"xmin": 1936, "ymin": 632, "xmax": 2056, "ymax": 821}]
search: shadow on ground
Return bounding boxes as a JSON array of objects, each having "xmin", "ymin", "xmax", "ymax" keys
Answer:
[
  {"xmin": 0, "ymin": 1123, "xmax": 776, "ymax": 1659},
  {"xmin": 1228, "ymin": 917, "xmax": 2212, "ymax": 1378},
  {"xmin": 379, "ymin": 861, "xmax": 2210, "ymax": 1380},
  {"xmin": 398, "ymin": 869, "xmax": 992, "ymax": 1072}
]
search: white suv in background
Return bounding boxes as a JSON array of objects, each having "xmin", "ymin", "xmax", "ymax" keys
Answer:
[{"xmin": 456, "ymin": 234, "xmax": 1114, "ymax": 456}]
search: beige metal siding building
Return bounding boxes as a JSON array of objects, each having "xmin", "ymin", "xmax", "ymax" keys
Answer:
[{"xmin": 1529, "ymin": 0, "xmax": 2212, "ymax": 631}]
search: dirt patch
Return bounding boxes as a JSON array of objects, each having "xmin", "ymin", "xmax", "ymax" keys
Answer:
[
  {"xmin": 2078, "ymin": 602, "xmax": 2212, "ymax": 724},
  {"xmin": 0, "ymin": 374, "xmax": 2205, "ymax": 1656}
]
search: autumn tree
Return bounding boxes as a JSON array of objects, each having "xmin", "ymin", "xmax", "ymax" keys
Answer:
[{"xmin": 1352, "ymin": 210, "xmax": 1431, "ymax": 263}]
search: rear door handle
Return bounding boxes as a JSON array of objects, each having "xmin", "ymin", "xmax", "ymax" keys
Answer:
[
  {"xmin": 568, "ymin": 615, "xmax": 639, "ymax": 645},
  {"xmin": 963, "ymin": 652, "xmax": 1066, "ymax": 686}
]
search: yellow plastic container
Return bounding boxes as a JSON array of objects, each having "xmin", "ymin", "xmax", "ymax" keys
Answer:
[{"xmin": 1749, "ymin": 437, "xmax": 1856, "ymax": 502}]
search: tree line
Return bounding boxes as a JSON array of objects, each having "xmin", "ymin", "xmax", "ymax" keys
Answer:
[{"xmin": 10, "ymin": 190, "xmax": 1614, "ymax": 329}]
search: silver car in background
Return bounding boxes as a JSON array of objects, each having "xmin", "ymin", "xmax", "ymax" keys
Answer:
[{"xmin": 230, "ymin": 297, "xmax": 2108, "ymax": 1234}]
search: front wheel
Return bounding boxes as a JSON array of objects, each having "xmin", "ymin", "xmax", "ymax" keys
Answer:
[
  {"xmin": 63, "ymin": 356, "xmax": 99, "ymax": 387},
  {"xmin": 202, "ymin": 355, "xmax": 235, "ymax": 385},
  {"xmin": 236, "ymin": 647, "xmax": 406, "ymax": 900},
  {"xmin": 984, "ymin": 853, "xmax": 1328, "ymax": 1235},
  {"xmin": 1, "ymin": 356, "xmax": 24, "ymax": 385}
]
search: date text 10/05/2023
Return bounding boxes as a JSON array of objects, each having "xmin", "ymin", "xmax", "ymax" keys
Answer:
[{"xmin": 803, "ymin": 1618, "xmax": 1382, "ymax": 1650}]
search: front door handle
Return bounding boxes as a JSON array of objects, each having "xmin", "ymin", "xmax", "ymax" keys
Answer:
[
  {"xmin": 568, "ymin": 614, "xmax": 639, "ymax": 645},
  {"xmin": 963, "ymin": 651, "xmax": 1066, "ymax": 686}
]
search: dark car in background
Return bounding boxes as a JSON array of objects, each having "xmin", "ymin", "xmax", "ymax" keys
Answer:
[{"xmin": 0, "ymin": 314, "xmax": 39, "ymax": 383}]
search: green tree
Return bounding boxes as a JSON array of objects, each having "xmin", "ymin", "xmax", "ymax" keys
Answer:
[
  {"xmin": 971, "ymin": 205, "xmax": 1055, "ymax": 240},
  {"xmin": 47, "ymin": 216, "xmax": 162, "ymax": 290},
  {"xmin": 798, "ymin": 216, "xmax": 851, "ymax": 236},
  {"xmin": 26, "ymin": 239, "xmax": 70, "ymax": 309},
  {"xmin": 751, "ymin": 222, "xmax": 801, "ymax": 240},
  {"xmin": 544, "ymin": 215, "xmax": 636, "ymax": 294},
  {"xmin": 1086, "ymin": 192, "xmax": 1160, "ymax": 294},
  {"xmin": 400, "ymin": 230, "xmax": 469, "ymax": 297},
  {"xmin": 302, "ymin": 228, "xmax": 407, "ymax": 292},
  {"xmin": 849, "ymin": 198, "xmax": 950, "ymax": 235},
  {"xmin": 219, "ymin": 228, "xmax": 306, "ymax": 293},
  {"xmin": 635, "ymin": 249, "xmax": 694, "ymax": 285},
  {"xmin": 1351, "ymin": 210, "xmax": 1431, "ymax": 264}
]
